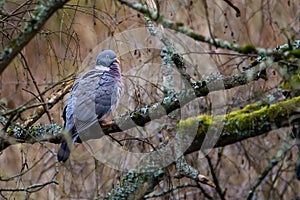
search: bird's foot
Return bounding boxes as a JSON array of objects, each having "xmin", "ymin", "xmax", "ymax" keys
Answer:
[{"xmin": 100, "ymin": 120, "xmax": 113, "ymax": 128}]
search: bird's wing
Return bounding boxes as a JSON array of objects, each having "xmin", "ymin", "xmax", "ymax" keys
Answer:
[
  {"xmin": 64, "ymin": 69, "xmax": 105, "ymax": 133},
  {"xmin": 64, "ymin": 96, "xmax": 74, "ymax": 133},
  {"xmin": 94, "ymin": 73, "xmax": 119, "ymax": 120}
]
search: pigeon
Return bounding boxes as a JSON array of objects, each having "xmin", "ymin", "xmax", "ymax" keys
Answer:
[{"xmin": 57, "ymin": 50, "xmax": 122, "ymax": 162}]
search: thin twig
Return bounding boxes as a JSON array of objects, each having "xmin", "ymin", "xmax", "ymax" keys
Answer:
[
  {"xmin": 223, "ymin": 0, "xmax": 241, "ymax": 17},
  {"xmin": 0, "ymin": 0, "xmax": 70, "ymax": 74},
  {"xmin": 205, "ymin": 155, "xmax": 225, "ymax": 200},
  {"xmin": 247, "ymin": 138, "xmax": 293, "ymax": 200},
  {"xmin": 202, "ymin": 0, "xmax": 216, "ymax": 47},
  {"xmin": 117, "ymin": 0, "xmax": 300, "ymax": 57},
  {"xmin": 20, "ymin": 52, "xmax": 52, "ymax": 123}
]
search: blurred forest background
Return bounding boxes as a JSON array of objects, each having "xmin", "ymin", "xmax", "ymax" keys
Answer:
[{"xmin": 0, "ymin": 0, "xmax": 300, "ymax": 199}]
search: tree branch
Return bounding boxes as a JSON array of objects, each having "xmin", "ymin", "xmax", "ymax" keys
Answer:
[
  {"xmin": 1, "ymin": 87, "xmax": 298, "ymax": 199},
  {"xmin": 105, "ymin": 95, "xmax": 299, "ymax": 199},
  {"xmin": 117, "ymin": 0, "xmax": 300, "ymax": 57},
  {"xmin": 0, "ymin": 62, "xmax": 273, "ymax": 152},
  {"xmin": 223, "ymin": 0, "xmax": 241, "ymax": 17},
  {"xmin": 185, "ymin": 95, "xmax": 300, "ymax": 154},
  {"xmin": 247, "ymin": 138, "xmax": 294, "ymax": 200},
  {"xmin": 176, "ymin": 156, "xmax": 215, "ymax": 188},
  {"xmin": 104, "ymin": 169, "xmax": 164, "ymax": 199},
  {"xmin": 0, "ymin": 0, "xmax": 70, "ymax": 74}
]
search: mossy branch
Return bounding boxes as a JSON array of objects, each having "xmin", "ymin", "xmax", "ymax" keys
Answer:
[
  {"xmin": 0, "ymin": 64, "xmax": 267, "ymax": 151},
  {"xmin": 105, "ymin": 169, "xmax": 164, "ymax": 200},
  {"xmin": 0, "ymin": 0, "xmax": 70, "ymax": 74},
  {"xmin": 104, "ymin": 66, "xmax": 266, "ymax": 135},
  {"xmin": 117, "ymin": 0, "xmax": 300, "ymax": 58},
  {"xmin": 105, "ymin": 96, "xmax": 299, "ymax": 199},
  {"xmin": 184, "ymin": 95, "xmax": 300, "ymax": 154},
  {"xmin": 1, "ymin": 91, "xmax": 298, "ymax": 199}
]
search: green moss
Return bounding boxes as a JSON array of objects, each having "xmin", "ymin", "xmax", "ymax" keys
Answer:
[
  {"xmin": 178, "ymin": 115, "xmax": 210, "ymax": 131},
  {"xmin": 239, "ymin": 44, "xmax": 257, "ymax": 54},
  {"xmin": 175, "ymin": 21, "xmax": 184, "ymax": 26},
  {"xmin": 291, "ymin": 74, "xmax": 300, "ymax": 83},
  {"xmin": 279, "ymin": 81, "xmax": 291, "ymax": 90},
  {"xmin": 187, "ymin": 31, "xmax": 206, "ymax": 42},
  {"xmin": 179, "ymin": 96, "xmax": 300, "ymax": 145},
  {"xmin": 288, "ymin": 50, "xmax": 300, "ymax": 58},
  {"xmin": 177, "ymin": 115, "xmax": 212, "ymax": 144},
  {"xmin": 9, "ymin": 39, "xmax": 17, "ymax": 48}
]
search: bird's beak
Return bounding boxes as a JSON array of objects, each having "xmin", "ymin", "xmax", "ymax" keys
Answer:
[{"xmin": 114, "ymin": 58, "xmax": 120, "ymax": 64}]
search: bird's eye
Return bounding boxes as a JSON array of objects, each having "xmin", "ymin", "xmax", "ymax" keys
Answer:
[{"xmin": 106, "ymin": 55, "xmax": 109, "ymax": 59}]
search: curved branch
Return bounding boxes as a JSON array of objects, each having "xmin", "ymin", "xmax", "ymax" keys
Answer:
[
  {"xmin": 105, "ymin": 96, "xmax": 300, "ymax": 199},
  {"xmin": 0, "ymin": 63, "xmax": 267, "ymax": 151},
  {"xmin": 0, "ymin": 0, "xmax": 70, "ymax": 74},
  {"xmin": 117, "ymin": 0, "xmax": 300, "ymax": 57}
]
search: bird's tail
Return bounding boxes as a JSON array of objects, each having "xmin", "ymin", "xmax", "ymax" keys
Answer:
[{"xmin": 57, "ymin": 141, "xmax": 71, "ymax": 162}]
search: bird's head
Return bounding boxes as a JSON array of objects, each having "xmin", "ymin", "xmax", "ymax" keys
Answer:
[{"xmin": 96, "ymin": 50, "xmax": 119, "ymax": 68}]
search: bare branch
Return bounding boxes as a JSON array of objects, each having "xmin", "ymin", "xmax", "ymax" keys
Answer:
[
  {"xmin": 0, "ymin": 60, "xmax": 275, "ymax": 151},
  {"xmin": 176, "ymin": 156, "xmax": 215, "ymax": 188},
  {"xmin": 0, "ymin": 0, "xmax": 70, "ymax": 74},
  {"xmin": 22, "ymin": 80, "xmax": 73, "ymax": 127},
  {"xmin": 247, "ymin": 138, "xmax": 294, "ymax": 200},
  {"xmin": 0, "ymin": 179, "xmax": 58, "ymax": 192},
  {"xmin": 117, "ymin": 0, "xmax": 300, "ymax": 57},
  {"xmin": 105, "ymin": 96, "xmax": 300, "ymax": 199},
  {"xmin": 223, "ymin": 0, "xmax": 241, "ymax": 17}
]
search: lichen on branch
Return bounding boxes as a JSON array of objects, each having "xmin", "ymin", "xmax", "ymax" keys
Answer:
[
  {"xmin": 117, "ymin": 0, "xmax": 300, "ymax": 59},
  {"xmin": 0, "ymin": 0, "xmax": 70, "ymax": 74},
  {"xmin": 184, "ymin": 95, "xmax": 300, "ymax": 154}
]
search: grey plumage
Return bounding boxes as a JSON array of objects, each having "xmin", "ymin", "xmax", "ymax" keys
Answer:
[{"xmin": 57, "ymin": 50, "xmax": 122, "ymax": 162}]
